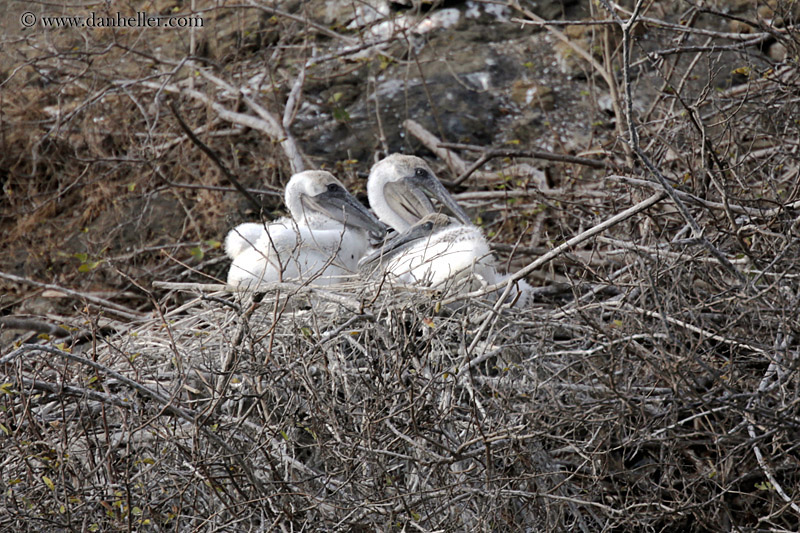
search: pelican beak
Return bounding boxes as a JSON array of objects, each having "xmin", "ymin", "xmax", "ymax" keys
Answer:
[
  {"xmin": 303, "ymin": 185, "xmax": 388, "ymax": 240},
  {"xmin": 406, "ymin": 170, "xmax": 472, "ymax": 226},
  {"xmin": 359, "ymin": 219, "xmax": 436, "ymax": 269},
  {"xmin": 383, "ymin": 178, "xmax": 436, "ymax": 227},
  {"xmin": 359, "ymin": 213, "xmax": 452, "ymax": 268}
]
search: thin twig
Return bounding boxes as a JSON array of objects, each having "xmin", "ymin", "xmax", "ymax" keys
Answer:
[
  {"xmin": 1, "ymin": 344, "xmax": 267, "ymax": 495},
  {"xmin": 0, "ymin": 271, "xmax": 145, "ymax": 321},
  {"xmin": 439, "ymin": 142, "xmax": 623, "ymax": 185},
  {"xmin": 169, "ymin": 100, "xmax": 263, "ymax": 213},
  {"xmin": 599, "ymin": 0, "xmax": 748, "ymax": 286},
  {"xmin": 403, "ymin": 119, "xmax": 468, "ymax": 175},
  {"xmin": 441, "ymin": 191, "xmax": 666, "ymax": 304}
]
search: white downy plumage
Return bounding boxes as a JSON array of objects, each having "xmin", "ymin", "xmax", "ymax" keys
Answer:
[
  {"xmin": 363, "ymin": 154, "xmax": 532, "ymax": 305},
  {"xmin": 226, "ymin": 170, "xmax": 385, "ymax": 288}
]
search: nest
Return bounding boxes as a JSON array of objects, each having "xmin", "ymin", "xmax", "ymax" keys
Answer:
[{"xmin": 3, "ymin": 257, "xmax": 800, "ymax": 531}]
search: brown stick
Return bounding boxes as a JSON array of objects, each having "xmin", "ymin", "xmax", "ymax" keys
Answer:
[{"xmin": 0, "ymin": 271, "xmax": 145, "ymax": 321}]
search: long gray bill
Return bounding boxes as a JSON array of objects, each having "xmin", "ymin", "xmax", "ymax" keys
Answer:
[
  {"xmin": 383, "ymin": 179, "xmax": 436, "ymax": 227},
  {"xmin": 303, "ymin": 185, "xmax": 388, "ymax": 240},
  {"xmin": 407, "ymin": 172, "xmax": 472, "ymax": 226},
  {"xmin": 359, "ymin": 213, "xmax": 452, "ymax": 268}
]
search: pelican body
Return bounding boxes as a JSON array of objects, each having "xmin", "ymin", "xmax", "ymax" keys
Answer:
[
  {"xmin": 363, "ymin": 155, "xmax": 531, "ymax": 305},
  {"xmin": 361, "ymin": 213, "xmax": 492, "ymax": 286},
  {"xmin": 226, "ymin": 170, "xmax": 385, "ymax": 289}
]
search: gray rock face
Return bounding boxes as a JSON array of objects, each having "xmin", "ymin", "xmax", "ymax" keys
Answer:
[
  {"xmin": 293, "ymin": 0, "xmax": 593, "ymax": 162},
  {"xmin": 287, "ymin": 0, "xmax": 777, "ymax": 170}
]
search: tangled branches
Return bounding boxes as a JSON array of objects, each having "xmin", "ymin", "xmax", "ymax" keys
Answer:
[
  {"xmin": 2, "ymin": 0, "xmax": 800, "ymax": 530},
  {"xmin": 3, "ymin": 242, "xmax": 800, "ymax": 531}
]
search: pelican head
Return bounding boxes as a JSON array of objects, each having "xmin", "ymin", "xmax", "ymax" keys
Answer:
[
  {"xmin": 284, "ymin": 170, "xmax": 387, "ymax": 240},
  {"xmin": 367, "ymin": 154, "xmax": 472, "ymax": 232}
]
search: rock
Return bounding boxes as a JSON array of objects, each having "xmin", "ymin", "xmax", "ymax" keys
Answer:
[
  {"xmin": 314, "ymin": 0, "xmax": 387, "ymax": 27},
  {"xmin": 553, "ymin": 38, "xmax": 588, "ymax": 77},
  {"xmin": 768, "ymin": 41, "xmax": 787, "ymax": 61},
  {"xmin": 510, "ymin": 80, "xmax": 555, "ymax": 110},
  {"xmin": 552, "ymin": 22, "xmax": 621, "ymax": 78},
  {"xmin": 520, "ymin": 0, "xmax": 583, "ymax": 21}
]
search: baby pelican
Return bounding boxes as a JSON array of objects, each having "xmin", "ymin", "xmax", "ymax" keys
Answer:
[
  {"xmin": 363, "ymin": 154, "xmax": 532, "ymax": 305},
  {"xmin": 226, "ymin": 170, "xmax": 386, "ymax": 288}
]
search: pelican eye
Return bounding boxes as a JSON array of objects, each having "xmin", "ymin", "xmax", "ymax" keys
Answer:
[
  {"xmin": 414, "ymin": 168, "xmax": 429, "ymax": 179},
  {"xmin": 326, "ymin": 183, "xmax": 341, "ymax": 193}
]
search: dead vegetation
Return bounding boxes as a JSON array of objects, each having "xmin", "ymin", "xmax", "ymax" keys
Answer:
[{"xmin": 2, "ymin": 0, "xmax": 800, "ymax": 531}]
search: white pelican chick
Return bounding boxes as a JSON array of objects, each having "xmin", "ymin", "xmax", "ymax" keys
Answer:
[
  {"xmin": 363, "ymin": 154, "xmax": 532, "ymax": 305},
  {"xmin": 224, "ymin": 222, "xmax": 267, "ymax": 260},
  {"xmin": 226, "ymin": 170, "xmax": 386, "ymax": 288}
]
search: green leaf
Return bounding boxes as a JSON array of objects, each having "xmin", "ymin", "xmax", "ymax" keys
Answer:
[
  {"xmin": 332, "ymin": 107, "xmax": 350, "ymax": 123},
  {"xmin": 43, "ymin": 476, "xmax": 55, "ymax": 490},
  {"xmin": 190, "ymin": 247, "xmax": 204, "ymax": 260},
  {"xmin": 78, "ymin": 260, "xmax": 102, "ymax": 273}
]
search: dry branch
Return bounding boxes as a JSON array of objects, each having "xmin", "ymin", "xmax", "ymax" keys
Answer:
[
  {"xmin": 0, "ymin": 271, "xmax": 145, "ymax": 321},
  {"xmin": 3, "ymin": 1, "xmax": 800, "ymax": 530},
  {"xmin": 443, "ymin": 191, "xmax": 666, "ymax": 304}
]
